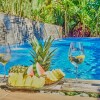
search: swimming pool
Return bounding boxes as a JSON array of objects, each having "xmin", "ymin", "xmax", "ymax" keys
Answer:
[{"xmin": 0, "ymin": 37, "xmax": 100, "ymax": 80}]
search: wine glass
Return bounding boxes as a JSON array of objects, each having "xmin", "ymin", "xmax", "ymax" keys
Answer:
[
  {"xmin": 68, "ymin": 42, "xmax": 85, "ymax": 81},
  {"xmin": 0, "ymin": 43, "xmax": 11, "ymax": 82}
]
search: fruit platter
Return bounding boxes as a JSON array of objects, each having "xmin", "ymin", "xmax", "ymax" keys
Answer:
[{"xmin": 7, "ymin": 62, "xmax": 65, "ymax": 90}]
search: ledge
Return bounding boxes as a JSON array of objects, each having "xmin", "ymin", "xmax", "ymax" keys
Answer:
[{"xmin": 0, "ymin": 78, "xmax": 100, "ymax": 93}]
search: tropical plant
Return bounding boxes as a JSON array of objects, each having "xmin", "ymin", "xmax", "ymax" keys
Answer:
[
  {"xmin": 87, "ymin": 0, "xmax": 100, "ymax": 36},
  {"xmin": 30, "ymin": 36, "xmax": 56, "ymax": 71},
  {"xmin": 0, "ymin": 0, "xmax": 100, "ymax": 36}
]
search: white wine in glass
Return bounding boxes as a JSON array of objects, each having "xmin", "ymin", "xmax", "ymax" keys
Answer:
[
  {"xmin": 0, "ymin": 44, "xmax": 11, "ymax": 81},
  {"xmin": 68, "ymin": 42, "xmax": 85, "ymax": 80}
]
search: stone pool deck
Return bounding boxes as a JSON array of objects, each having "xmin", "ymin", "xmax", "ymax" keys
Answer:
[{"xmin": 0, "ymin": 77, "xmax": 100, "ymax": 100}]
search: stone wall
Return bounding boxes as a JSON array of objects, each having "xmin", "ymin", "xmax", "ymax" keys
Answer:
[{"xmin": 0, "ymin": 13, "xmax": 62, "ymax": 45}]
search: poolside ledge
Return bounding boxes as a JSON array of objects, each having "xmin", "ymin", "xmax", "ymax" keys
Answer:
[{"xmin": 0, "ymin": 78, "xmax": 100, "ymax": 93}]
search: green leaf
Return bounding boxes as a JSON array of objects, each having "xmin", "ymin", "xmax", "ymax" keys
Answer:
[{"xmin": 30, "ymin": 36, "xmax": 56, "ymax": 71}]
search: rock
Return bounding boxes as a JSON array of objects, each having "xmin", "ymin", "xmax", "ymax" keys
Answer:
[
  {"xmin": 46, "ymin": 91, "xmax": 52, "ymax": 94},
  {"xmin": 80, "ymin": 93, "xmax": 89, "ymax": 97},
  {"xmin": 59, "ymin": 92, "xmax": 65, "ymax": 96},
  {"xmin": 40, "ymin": 90, "xmax": 45, "ymax": 93},
  {"xmin": 52, "ymin": 92, "xmax": 59, "ymax": 95},
  {"xmin": 74, "ymin": 95, "xmax": 81, "ymax": 97}
]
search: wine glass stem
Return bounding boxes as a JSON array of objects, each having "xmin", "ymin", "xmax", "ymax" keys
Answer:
[
  {"xmin": 75, "ymin": 66, "xmax": 78, "ymax": 85},
  {"xmin": 3, "ymin": 64, "xmax": 6, "ymax": 80},
  {"xmin": 75, "ymin": 66, "xmax": 78, "ymax": 80}
]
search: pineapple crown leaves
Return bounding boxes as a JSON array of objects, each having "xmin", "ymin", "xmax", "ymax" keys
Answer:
[
  {"xmin": 31, "ymin": 37, "xmax": 43, "ymax": 53},
  {"xmin": 30, "ymin": 36, "xmax": 56, "ymax": 71}
]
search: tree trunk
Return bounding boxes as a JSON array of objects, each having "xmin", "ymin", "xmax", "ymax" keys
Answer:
[{"xmin": 65, "ymin": 11, "xmax": 67, "ymax": 36}]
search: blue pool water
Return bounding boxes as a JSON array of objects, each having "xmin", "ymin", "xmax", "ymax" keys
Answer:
[{"xmin": 0, "ymin": 38, "xmax": 100, "ymax": 80}]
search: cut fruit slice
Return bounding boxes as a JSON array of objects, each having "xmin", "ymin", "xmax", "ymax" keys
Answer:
[
  {"xmin": 55, "ymin": 69, "xmax": 65, "ymax": 79},
  {"xmin": 31, "ymin": 76, "xmax": 45, "ymax": 88},
  {"xmin": 45, "ymin": 71, "xmax": 58, "ymax": 85},
  {"xmin": 8, "ymin": 73, "xmax": 18, "ymax": 86},
  {"xmin": 46, "ymin": 71, "xmax": 58, "ymax": 81},
  {"xmin": 50, "ymin": 71, "xmax": 58, "ymax": 81},
  {"xmin": 15, "ymin": 73, "xmax": 24, "ymax": 86},
  {"xmin": 52, "ymin": 70, "xmax": 61, "ymax": 79},
  {"xmin": 76, "ymin": 55, "xmax": 85, "ymax": 59},
  {"xmin": 45, "ymin": 69, "xmax": 65, "ymax": 85},
  {"xmin": 27, "ymin": 65, "xmax": 34, "ymax": 76},
  {"xmin": 36, "ymin": 62, "xmax": 45, "ymax": 76},
  {"xmin": 24, "ymin": 75, "xmax": 33, "ymax": 87}
]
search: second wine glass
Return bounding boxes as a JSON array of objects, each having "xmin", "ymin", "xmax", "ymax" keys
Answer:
[
  {"xmin": 68, "ymin": 42, "xmax": 85, "ymax": 80},
  {"xmin": 0, "ymin": 43, "xmax": 11, "ymax": 82}
]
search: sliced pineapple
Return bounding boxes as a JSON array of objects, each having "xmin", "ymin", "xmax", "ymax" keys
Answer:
[
  {"xmin": 45, "ymin": 77, "xmax": 55, "ymax": 85},
  {"xmin": 44, "ymin": 69, "xmax": 65, "ymax": 85},
  {"xmin": 24, "ymin": 75, "xmax": 33, "ymax": 87},
  {"xmin": 44, "ymin": 71, "xmax": 58, "ymax": 85},
  {"xmin": 15, "ymin": 73, "xmax": 24, "ymax": 86},
  {"xmin": 8, "ymin": 73, "xmax": 18, "ymax": 86},
  {"xmin": 55, "ymin": 69, "xmax": 65, "ymax": 79},
  {"xmin": 31, "ymin": 76, "xmax": 45, "ymax": 88},
  {"xmin": 45, "ymin": 71, "xmax": 58, "ymax": 81},
  {"xmin": 52, "ymin": 70, "xmax": 60, "ymax": 79}
]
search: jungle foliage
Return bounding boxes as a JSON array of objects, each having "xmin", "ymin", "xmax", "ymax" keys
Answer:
[{"xmin": 0, "ymin": 0, "xmax": 100, "ymax": 37}]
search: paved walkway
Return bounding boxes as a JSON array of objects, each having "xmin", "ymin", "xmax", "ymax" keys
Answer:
[{"xmin": 0, "ymin": 89, "xmax": 100, "ymax": 100}]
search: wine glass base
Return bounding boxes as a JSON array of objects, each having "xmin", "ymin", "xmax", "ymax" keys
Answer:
[{"xmin": 0, "ymin": 75, "xmax": 8, "ymax": 83}]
